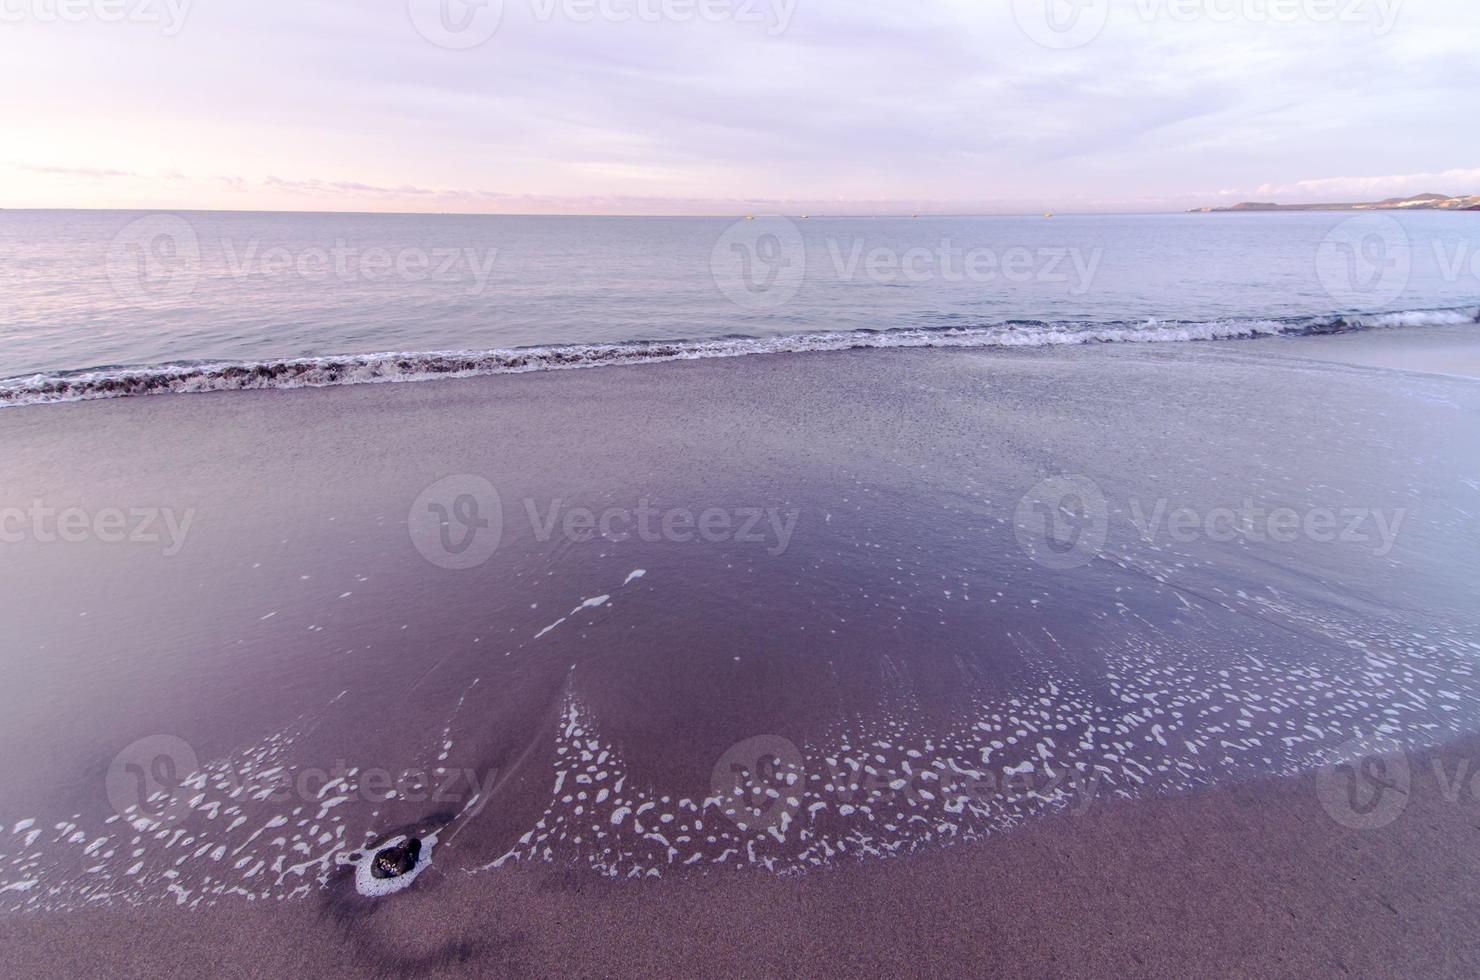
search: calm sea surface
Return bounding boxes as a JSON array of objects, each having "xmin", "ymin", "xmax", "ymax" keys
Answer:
[{"xmin": 1, "ymin": 209, "xmax": 1478, "ymax": 386}]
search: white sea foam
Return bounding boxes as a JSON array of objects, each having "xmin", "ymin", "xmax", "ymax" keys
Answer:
[
  {"xmin": 3, "ymin": 308, "xmax": 1474, "ymax": 407},
  {"xmin": 343, "ymin": 833, "xmax": 437, "ymax": 898}
]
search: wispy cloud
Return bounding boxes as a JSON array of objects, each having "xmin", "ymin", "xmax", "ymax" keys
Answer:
[{"xmin": 15, "ymin": 163, "xmax": 138, "ymax": 179}]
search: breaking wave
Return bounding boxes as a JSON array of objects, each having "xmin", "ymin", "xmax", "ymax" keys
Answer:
[{"xmin": 3, "ymin": 307, "xmax": 1475, "ymax": 407}]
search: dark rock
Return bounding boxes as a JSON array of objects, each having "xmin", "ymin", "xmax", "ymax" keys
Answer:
[{"xmin": 371, "ymin": 837, "xmax": 422, "ymax": 879}]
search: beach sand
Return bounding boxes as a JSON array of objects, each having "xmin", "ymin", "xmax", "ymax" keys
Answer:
[
  {"xmin": 5, "ymin": 731, "xmax": 1480, "ymax": 978},
  {"xmin": 2, "ymin": 324, "xmax": 1478, "ymax": 975}
]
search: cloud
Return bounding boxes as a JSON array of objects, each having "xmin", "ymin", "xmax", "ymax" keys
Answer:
[
  {"xmin": 1251, "ymin": 168, "xmax": 1480, "ymax": 202},
  {"xmin": 15, "ymin": 163, "xmax": 137, "ymax": 179},
  {"xmin": 4, "ymin": 0, "xmax": 1479, "ymax": 212},
  {"xmin": 262, "ymin": 176, "xmax": 446, "ymax": 197}
]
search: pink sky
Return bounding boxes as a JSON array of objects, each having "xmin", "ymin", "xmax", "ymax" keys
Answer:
[{"xmin": 3, "ymin": 0, "xmax": 1477, "ymax": 214}]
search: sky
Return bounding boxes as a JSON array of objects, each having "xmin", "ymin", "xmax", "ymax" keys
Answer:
[{"xmin": 2, "ymin": 0, "xmax": 1477, "ymax": 215}]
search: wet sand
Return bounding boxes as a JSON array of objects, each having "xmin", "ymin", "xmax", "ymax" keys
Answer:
[
  {"xmin": 2, "ymin": 325, "xmax": 1479, "ymax": 975},
  {"xmin": 1263, "ymin": 316, "xmax": 1480, "ymax": 380},
  {"xmin": 5, "ymin": 730, "xmax": 1480, "ymax": 978}
]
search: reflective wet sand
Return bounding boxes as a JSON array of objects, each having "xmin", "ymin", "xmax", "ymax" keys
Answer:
[{"xmin": 2, "ymin": 328, "xmax": 1478, "ymax": 974}]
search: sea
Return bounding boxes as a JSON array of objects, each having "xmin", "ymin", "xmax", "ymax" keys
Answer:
[{"xmin": 2, "ymin": 208, "xmax": 1478, "ymax": 404}]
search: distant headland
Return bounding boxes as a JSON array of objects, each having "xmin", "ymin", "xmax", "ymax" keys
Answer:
[{"xmin": 1190, "ymin": 193, "xmax": 1480, "ymax": 213}]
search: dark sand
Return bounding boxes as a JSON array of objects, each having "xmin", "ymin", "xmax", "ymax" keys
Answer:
[
  {"xmin": 2, "ymin": 325, "xmax": 1479, "ymax": 975},
  {"xmin": 6, "ymin": 731, "xmax": 1480, "ymax": 978}
]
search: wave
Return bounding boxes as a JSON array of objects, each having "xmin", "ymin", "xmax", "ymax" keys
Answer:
[{"xmin": 3, "ymin": 307, "xmax": 1476, "ymax": 407}]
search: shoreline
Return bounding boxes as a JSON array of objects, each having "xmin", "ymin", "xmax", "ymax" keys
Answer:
[{"xmin": 2, "ymin": 307, "xmax": 1475, "ymax": 409}]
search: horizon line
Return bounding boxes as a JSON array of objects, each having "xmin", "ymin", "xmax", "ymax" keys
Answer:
[{"xmin": 0, "ymin": 205, "xmax": 1196, "ymax": 219}]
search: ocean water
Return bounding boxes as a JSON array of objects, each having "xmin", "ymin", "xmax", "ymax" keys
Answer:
[{"xmin": 1, "ymin": 209, "xmax": 1478, "ymax": 404}]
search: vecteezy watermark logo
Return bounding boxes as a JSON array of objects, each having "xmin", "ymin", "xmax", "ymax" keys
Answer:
[
  {"xmin": 0, "ymin": 0, "xmax": 193, "ymax": 34},
  {"xmin": 711, "ymin": 216, "xmax": 806, "ymax": 311},
  {"xmin": 409, "ymin": 475, "xmax": 504, "ymax": 570},
  {"xmin": 710, "ymin": 735, "xmax": 805, "ymax": 835},
  {"xmin": 1315, "ymin": 737, "xmax": 1411, "ymax": 830},
  {"xmin": 716, "ymin": 232, "xmax": 1103, "ymax": 304},
  {"xmin": 816, "ymin": 754, "xmax": 1103, "ymax": 818},
  {"xmin": 106, "ymin": 213, "xmax": 201, "ymax": 307},
  {"xmin": 1015, "ymin": 488, "xmax": 1409, "ymax": 568},
  {"xmin": 1136, "ymin": 0, "xmax": 1404, "ymax": 34},
  {"xmin": 409, "ymin": 0, "xmax": 797, "ymax": 45},
  {"xmin": 0, "ymin": 501, "xmax": 196, "ymax": 556},
  {"xmin": 108, "ymin": 217, "xmax": 501, "ymax": 308},
  {"xmin": 1013, "ymin": 0, "xmax": 1403, "ymax": 47},
  {"xmin": 1012, "ymin": 0, "xmax": 1403, "ymax": 46},
  {"xmin": 1129, "ymin": 500, "xmax": 1406, "ymax": 557},
  {"xmin": 407, "ymin": 0, "xmax": 504, "ymax": 48},
  {"xmin": 410, "ymin": 478, "xmax": 802, "ymax": 568},
  {"xmin": 1012, "ymin": 0, "xmax": 1111, "ymax": 49},
  {"xmin": 105, "ymin": 734, "xmax": 200, "ymax": 830},
  {"xmin": 1316, "ymin": 213, "xmax": 1411, "ymax": 311},
  {"xmin": 824, "ymin": 240, "xmax": 1103, "ymax": 294},
  {"xmin": 106, "ymin": 734, "xmax": 497, "ymax": 831},
  {"xmin": 1014, "ymin": 476, "xmax": 1110, "ymax": 570},
  {"xmin": 525, "ymin": 499, "xmax": 799, "ymax": 556},
  {"xmin": 1431, "ymin": 239, "xmax": 1480, "ymax": 287},
  {"xmin": 218, "ymin": 240, "xmax": 500, "ymax": 296}
]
